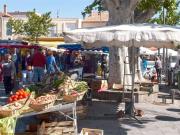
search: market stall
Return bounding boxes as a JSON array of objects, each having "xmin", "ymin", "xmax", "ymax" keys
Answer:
[
  {"xmin": 63, "ymin": 23, "xmax": 180, "ymax": 119},
  {"xmin": 57, "ymin": 43, "xmax": 109, "ymax": 80},
  {"xmin": 0, "ymin": 72, "xmax": 88, "ymax": 134}
]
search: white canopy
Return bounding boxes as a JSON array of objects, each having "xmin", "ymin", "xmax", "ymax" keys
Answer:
[
  {"xmin": 140, "ymin": 47, "xmax": 157, "ymax": 55},
  {"xmin": 64, "ymin": 23, "xmax": 180, "ymax": 49},
  {"xmin": 155, "ymin": 48, "xmax": 178, "ymax": 56}
]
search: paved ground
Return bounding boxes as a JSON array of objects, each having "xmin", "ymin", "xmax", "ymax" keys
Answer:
[{"xmin": 78, "ymin": 101, "xmax": 180, "ymax": 135}]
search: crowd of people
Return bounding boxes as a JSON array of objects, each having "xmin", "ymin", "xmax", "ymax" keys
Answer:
[
  {"xmin": 0, "ymin": 47, "xmax": 110, "ymax": 95},
  {"xmin": 0, "ymin": 48, "xmax": 83, "ymax": 95}
]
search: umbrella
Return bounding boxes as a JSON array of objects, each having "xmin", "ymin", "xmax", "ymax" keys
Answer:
[{"xmin": 64, "ymin": 23, "xmax": 180, "ymax": 48}]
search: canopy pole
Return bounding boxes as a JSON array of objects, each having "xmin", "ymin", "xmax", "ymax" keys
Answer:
[
  {"xmin": 129, "ymin": 40, "xmax": 142, "ymax": 124},
  {"xmin": 165, "ymin": 48, "xmax": 168, "ymax": 83},
  {"xmin": 162, "ymin": 47, "xmax": 165, "ymax": 82},
  {"xmin": 131, "ymin": 43, "xmax": 135, "ymax": 115}
]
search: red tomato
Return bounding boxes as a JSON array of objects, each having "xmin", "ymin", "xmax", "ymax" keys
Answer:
[
  {"xmin": 19, "ymin": 92, "xmax": 23, "ymax": 96},
  {"xmin": 13, "ymin": 98, "xmax": 17, "ymax": 101},
  {"xmin": 14, "ymin": 95, "xmax": 18, "ymax": 99},
  {"xmin": 19, "ymin": 95, "xmax": 23, "ymax": 99},
  {"xmin": 15, "ymin": 92, "xmax": 20, "ymax": 96},
  {"xmin": 22, "ymin": 93, "xmax": 27, "ymax": 98}
]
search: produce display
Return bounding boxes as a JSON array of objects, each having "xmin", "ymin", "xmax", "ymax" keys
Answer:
[
  {"xmin": 7, "ymin": 89, "xmax": 30, "ymax": 103},
  {"xmin": 0, "ymin": 71, "xmax": 88, "ymax": 115},
  {"xmin": 58, "ymin": 77, "xmax": 89, "ymax": 95},
  {"xmin": 0, "ymin": 102, "xmax": 22, "ymax": 111},
  {"xmin": 0, "ymin": 71, "xmax": 89, "ymax": 134},
  {"xmin": 28, "ymin": 72, "xmax": 88, "ymax": 100},
  {"xmin": 30, "ymin": 94, "xmax": 57, "ymax": 105}
]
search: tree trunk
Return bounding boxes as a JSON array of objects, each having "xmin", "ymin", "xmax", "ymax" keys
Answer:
[{"xmin": 102, "ymin": 0, "xmax": 142, "ymax": 87}]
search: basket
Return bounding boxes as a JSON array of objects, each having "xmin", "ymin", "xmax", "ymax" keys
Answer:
[
  {"xmin": 30, "ymin": 100, "xmax": 55, "ymax": 112},
  {"xmin": 0, "ymin": 93, "xmax": 34, "ymax": 118},
  {"xmin": 0, "ymin": 108, "xmax": 15, "ymax": 118},
  {"xmin": 63, "ymin": 95, "xmax": 77, "ymax": 103},
  {"xmin": 63, "ymin": 91, "xmax": 86, "ymax": 103},
  {"xmin": 0, "ymin": 102, "xmax": 22, "ymax": 118}
]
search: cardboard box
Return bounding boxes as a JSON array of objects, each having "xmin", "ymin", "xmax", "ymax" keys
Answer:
[
  {"xmin": 90, "ymin": 79, "xmax": 108, "ymax": 91},
  {"xmin": 80, "ymin": 128, "xmax": 104, "ymax": 135}
]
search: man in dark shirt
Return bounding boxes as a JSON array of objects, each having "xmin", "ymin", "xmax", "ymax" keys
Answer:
[{"xmin": 32, "ymin": 49, "xmax": 46, "ymax": 82}]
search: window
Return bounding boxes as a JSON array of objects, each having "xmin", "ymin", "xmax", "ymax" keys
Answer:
[
  {"xmin": 6, "ymin": 23, "xmax": 12, "ymax": 36},
  {"xmin": 65, "ymin": 23, "xmax": 77, "ymax": 31},
  {"xmin": 48, "ymin": 25, "xmax": 57, "ymax": 37}
]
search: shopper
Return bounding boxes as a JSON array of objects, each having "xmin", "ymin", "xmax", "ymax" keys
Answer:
[
  {"xmin": 1, "ymin": 54, "xmax": 16, "ymax": 95},
  {"xmin": 26, "ymin": 52, "xmax": 33, "ymax": 83},
  {"xmin": 101, "ymin": 54, "xmax": 108, "ymax": 79},
  {"xmin": 141, "ymin": 56, "xmax": 147, "ymax": 75},
  {"xmin": 155, "ymin": 56, "xmax": 162, "ymax": 82},
  {"xmin": 0, "ymin": 63, "xmax": 3, "ymax": 83},
  {"xmin": 46, "ymin": 51, "xmax": 58, "ymax": 74},
  {"xmin": 21, "ymin": 53, "xmax": 27, "ymax": 84},
  {"xmin": 32, "ymin": 49, "xmax": 46, "ymax": 82}
]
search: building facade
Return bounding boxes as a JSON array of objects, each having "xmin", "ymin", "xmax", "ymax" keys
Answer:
[
  {"xmin": 0, "ymin": 5, "xmax": 109, "ymax": 40},
  {"xmin": 82, "ymin": 11, "xmax": 109, "ymax": 28}
]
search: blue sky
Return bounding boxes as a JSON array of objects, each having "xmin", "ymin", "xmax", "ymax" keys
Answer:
[{"xmin": 0, "ymin": 0, "xmax": 94, "ymax": 18}]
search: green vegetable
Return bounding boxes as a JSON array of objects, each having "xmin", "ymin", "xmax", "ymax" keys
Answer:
[
  {"xmin": 0, "ymin": 116, "xmax": 17, "ymax": 135},
  {"xmin": 25, "ymin": 88, "xmax": 31, "ymax": 93},
  {"xmin": 74, "ymin": 81, "xmax": 89, "ymax": 92},
  {"xmin": 52, "ymin": 74, "xmax": 66, "ymax": 89}
]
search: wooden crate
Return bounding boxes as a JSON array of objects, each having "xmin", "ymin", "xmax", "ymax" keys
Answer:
[
  {"xmin": 80, "ymin": 128, "xmax": 104, "ymax": 135},
  {"xmin": 38, "ymin": 121, "xmax": 75, "ymax": 135}
]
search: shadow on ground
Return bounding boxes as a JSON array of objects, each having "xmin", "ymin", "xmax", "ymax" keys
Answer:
[
  {"xmin": 78, "ymin": 101, "xmax": 156, "ymax": 135},
  {"xmin": 155, "ymin": 115, "xmax": 180, "ymax": 121},
  {"xmin": 167, "ymin": 108, "xmax": 180, "ymax": 112}
]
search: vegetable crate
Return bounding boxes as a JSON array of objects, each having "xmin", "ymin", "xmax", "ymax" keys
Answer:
[
  {"xmin": 80, "ymin": 128, "xmax": 104, "ymax": 135},
  {"xmin": 38, "ymin": 121, "xmax": 75, "ymax": 135}
]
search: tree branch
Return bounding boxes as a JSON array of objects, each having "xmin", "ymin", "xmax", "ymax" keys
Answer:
[
  {"xmin": 134, "ymin": 8, "xmax": 156, "ymax": 23},
  {"xmin": 130, "ymin": 0, "xmax": 142, "ymax": 11}
]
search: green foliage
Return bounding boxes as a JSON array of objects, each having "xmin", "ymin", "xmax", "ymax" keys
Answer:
[
  {"xmin": 82, "ymin": 0, "xmax": 180, "ymax": 25},
  {"xmin": 148, "ymin": 0, "xmax": 180, "ymax": 25},
  {"xmin": 82, "ymin": 0, "xmax": 104, "ymax": 18},
  {"xmin": 137, "ymin": 0, "xmax": 163, "ymax": 12},
  {"xmin": 7, "ymin": 11, "xmax": 54, "ymax": 43},
  {"xmin": 24, "ymin": 11, "xmax": 54, "ymax": 42},
  {"xmin": 7, "ymin": 18, "xmax": 25, "ymax": 35}
]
